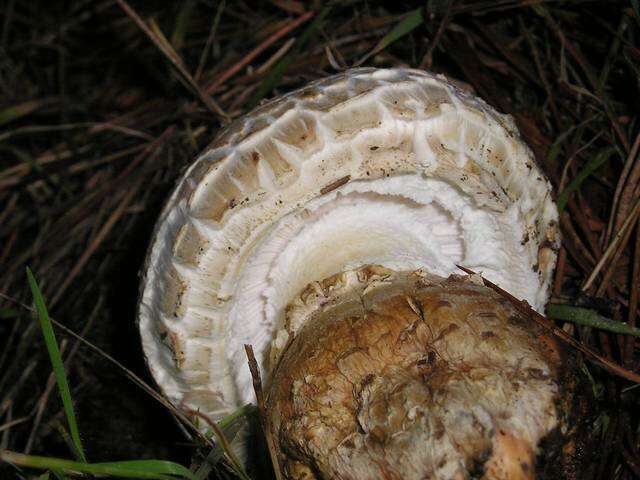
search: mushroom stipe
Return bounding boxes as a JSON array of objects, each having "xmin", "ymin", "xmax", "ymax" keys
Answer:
[{"xmin": 265, "ymin": 266, "xmax": 594, "ymax": 479}]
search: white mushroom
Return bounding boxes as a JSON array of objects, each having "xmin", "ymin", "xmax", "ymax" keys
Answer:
[{"xmin": 138, "ymin": 68, "xmax": 561, "ymax": 438}]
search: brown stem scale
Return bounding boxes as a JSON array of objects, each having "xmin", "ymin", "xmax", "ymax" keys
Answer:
[{"xmin": 265, "ymin": 266, "xmax": 593, "ymax": 480}]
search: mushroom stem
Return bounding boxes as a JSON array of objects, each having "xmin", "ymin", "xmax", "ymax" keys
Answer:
[{"xmin": 265, "ymin": 267, "xmax": 592, "ymax": 480}]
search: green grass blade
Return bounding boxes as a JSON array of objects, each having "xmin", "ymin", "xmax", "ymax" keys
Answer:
[
  {"xmin": 26, "ymin": 267, "xmax": 86, "ymax": 463},
  {"xmin": 368, "ymin": 8, "xmax": 423, "ymax": 57},
  {"xmin": 96, "ymin": 460, "xmax": 198, "ymax": 480},
  {"xmin": 1, "ymin": 451, "xmax": 197, "ymax": 480},
  {"xmin": 547, "ymin": 304, "xmax": 640, "ymax": 337},
  {"xmin": 557, "ymin": 147, "xmax": 616, "ymax": 212}
]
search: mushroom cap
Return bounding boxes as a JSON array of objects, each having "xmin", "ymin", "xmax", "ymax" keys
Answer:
[
  {"xmin": 266, "ymin": 266, "xmax": 589, "ymax": 480},
  {"xmin": 137, "ymin": 68, "xmax": 560, "ymax": 422}
]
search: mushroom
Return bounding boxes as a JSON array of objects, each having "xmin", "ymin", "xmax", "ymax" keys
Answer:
[{"xmin": 138, "ymin": 68, "xmax": 588, "ymax": 477}]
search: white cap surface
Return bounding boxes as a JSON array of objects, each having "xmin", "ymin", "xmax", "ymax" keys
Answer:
[{"xmin": 138, "ymin": 68, "xmax": 560, "ymax": 421}]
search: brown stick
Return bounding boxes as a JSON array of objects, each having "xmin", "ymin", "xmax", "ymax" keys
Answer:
[
  {"xmin": 595, "ymin": 203, "xmax": 640, "ymax": 297},
  {"xmin": 114, "ymin": 0, "xmax": 227, "ymax": 119},
  {"xmin": 584, "ymin": 198, "xmax": 640, "ymax": 293},
  {"xmin": 244, "ymin": 344, "xmax": 283, "ymax": 480},
  {"xmin": 607, "ymin": 132, "xmax": 640, "ymax": 243},
  {"xmin": 320, "ymin": 175, "xmax": 350, "ymax": 195},
  {"xmin": 206, "ymin": 10, "xmax": 315, "ymax": 95}
]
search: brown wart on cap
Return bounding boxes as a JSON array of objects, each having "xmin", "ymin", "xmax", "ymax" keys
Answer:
[{"xmin": 136, "ymin": 68, "xmax": 588, "ymax": 477}]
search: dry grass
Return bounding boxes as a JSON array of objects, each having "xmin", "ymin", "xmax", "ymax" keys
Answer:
[{"xmin": 1, "ymin": 0, "xmax": 639, "ymax": 478}]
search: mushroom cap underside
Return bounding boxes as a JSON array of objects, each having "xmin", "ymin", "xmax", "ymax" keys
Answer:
[{"xmin": 137, "ymin": 67, "xmax": 560, "ymax": 422}]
